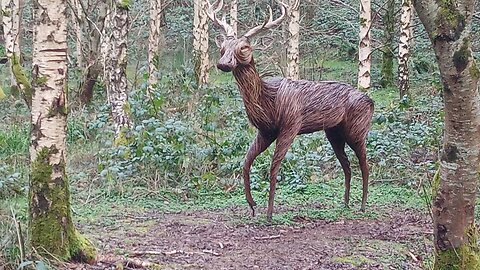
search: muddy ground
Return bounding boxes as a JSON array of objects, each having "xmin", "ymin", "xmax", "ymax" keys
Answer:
[{"xmin": 67, "ymin": 205, "xmax": 432, "ymax": 270}]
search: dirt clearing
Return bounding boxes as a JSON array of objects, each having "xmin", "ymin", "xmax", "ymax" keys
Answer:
[{"xmin": 69, "ymin": 205, "xmax": 432, "ymax": 270}]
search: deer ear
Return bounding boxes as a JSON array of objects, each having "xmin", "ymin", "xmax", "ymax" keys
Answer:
[{"xmin": 215, "ymin": 34, "xmax": 226, "ymax": 48}]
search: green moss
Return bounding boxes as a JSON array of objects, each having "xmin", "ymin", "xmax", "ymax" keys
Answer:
[
  {"xmin": 122, "ymin": 101, "xmax": 132, "ymax": 116},
  {"xmin": 114, "ymin": 128, "xmax": 129, "ymax": 146},
  {"xmin": 36, "ymin": 76, "xmax": 48, "ymax": 86},
  {"xmin": 69, "ymin": 231, "xmax": 97, "ymax": 263},
  {"xmin": 434, "ymin": 225, "xmax": 480, "ymax": 269},
  {"xmin": 469, "ymin": 62, "xmax": 480, "ymax": 79},
  {"xmin": 452, "ymin": 39, "xmax": 471, "ymax": 72},
  {"xmin": 117, "ymin": 0, "xmax": 129, "ymax": 8},
  {"xmin": 11, "ymin": 53, "xmax": 32, "ymax": 106},
  {"xmin": 434, "ymin": 0, "xmax": 465, "ymax": 40},
  {"xmin": 29, "ymin": 146, "xmax": 96, "ymax": 262},
  {"xmin": 0, "ymin": 86, "xmax": 5, "ymax": 99}
]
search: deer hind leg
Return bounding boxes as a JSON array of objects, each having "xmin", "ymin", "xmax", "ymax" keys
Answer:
[
  {"xmin": 243, "ymin": 132, "xmax": 275, "ymax": 216},
  {"xmin": 267, "ymin": 130, "xmax": 296, "ymax": 222},
  {"xmin": 325, "ymin": 128, "xmax": 351, "ymax": 207},
  {"xmin": 348, "ymin": 140, "xmax": 369, "ymax": 211}
]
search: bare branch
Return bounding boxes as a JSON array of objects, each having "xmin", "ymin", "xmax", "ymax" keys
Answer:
[{"xmin": 206, "ymin": 0, "xmax": 236, "ymax": 37}]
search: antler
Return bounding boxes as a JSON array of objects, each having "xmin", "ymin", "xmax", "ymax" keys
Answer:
[
  {"xmin": 243, "ymin": 1, "xmax": 288, "ymax": 39},
  {"xmin": 205, "ymin": 0, "xmax": 236, "ymax": 38}
]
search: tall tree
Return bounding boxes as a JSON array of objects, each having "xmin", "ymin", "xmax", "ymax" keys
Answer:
[
  {"xmin": 148, "ymin": 0, "xmax": 165, "ymax": 93},
  {"xmin": 397, "ymin": 0, "xmax": 412, "ymax": 98},
  {"xmin": 286, "ymin": 0, "xmax": 300, "ymax": 80},
  {"xmin": 71, "ymin": 0, "xmax": 84, "ymax": 67},
  {"xmin": 380, "ymin": 0, "xmax": 395, "ymax": 87},
  {"xmin": 358, "ymin": 0, "xmax": 371, "ymax": 91},
  {"xmin": 230, "ymin": 0, "xmax": 237, "ymax": 37},
  {"xmin": 2, "ymin": 0, "xmax": 22, "ymax": 92},
  {"xmin": 78, "ymin": 0, "xmax": 108, "ymax": 104},
  {"xmin": 29, "ymin": 0, "xmax": 95, "ymax": 261},
  {"xmin": 103, "ymin": 0, "xmax": 133, "ymax": 139},
  {"xmin": 413, "ymin": 0, "xmax": 480, "ymax": 268},
  {"xmin": 193, "ymin": 0, "xmax": 209, "ymax": 85}
]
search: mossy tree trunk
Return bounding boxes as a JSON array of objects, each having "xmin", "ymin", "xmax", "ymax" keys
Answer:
[
  {"xmin": 413, "ymin": 0, "xmax": 480, "ymax": 268},
  {"xmin": 103, "ymin": 0, "xmax": 133, "ymax": 139},
  {"xmin": 397, "ymin": 0, "xmax": 412, "ymax": 98},
  {"xmin": 29, "ymin": 0, "xmax": 95, "ymax": 262},
  {"xmin": 2, "ymin": 0, "xmax": 29, "ymax": 100},
  {"xmin": 380, "ymin": 0, "xmax": 395, "ymax": 87},
  {"xmin": 358, "ymin": 0, "xmax": 371, "ymax": 91},
  {"xmin": 286, "ymin": 0, "xmax": 300, "ymax": 80}
]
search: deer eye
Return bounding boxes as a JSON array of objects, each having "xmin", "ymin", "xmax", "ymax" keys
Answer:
[
  {"xmin": 220, "ymin": 48, "xmax": 226, "ymax": 55},
  {"xmin": 240, "ymin": 46, "xmax": 249, "ymax": 51}
]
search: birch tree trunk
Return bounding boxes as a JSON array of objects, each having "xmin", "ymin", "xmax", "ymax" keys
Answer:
[
  {"xmin": 193, "ymin": 0, "xmax": 209, "ymax": 86},
  {"xmin": 380, "ymin": 0, "xmax": 395, "ymax": 87},
  {"xmin": 230, "ymin": 0, "xmax": 237, "ymax": 37},
  {"xmin": 148, "ymin": 0, "xmax": 164, "ymax": 94},
  {"xmin": 72, "ymin": 0, "xmax": 83, "ymax": 67},
  {"xmin": 397, "ymin": 0, "xmax": 412, "ymax": 98},
  {"xmin": 29, "ymin": 0, "xmax": 95, "ymax": 261},
  {"xmin": 357, "ymin": 0, "xmax": 371, "ymax": 91},
  {"xmin": 413, "ymin": 0, "xmax": 480, "ymax": 268},
  {"xmin": 103, "ymin": 0, "xmax": 132, "ymax": 139},
  {"xmin": 286, "ymin": 0, "xmax": 300, "ymax": 80},
  {"xmin": 2, "ymin": 0, "xmax": 23, "ymax": 92}
]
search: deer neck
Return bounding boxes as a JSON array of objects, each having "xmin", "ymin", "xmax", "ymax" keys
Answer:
[{"xmin": 232, "ymin": 62, "xmax": 275, "ymax": 131}]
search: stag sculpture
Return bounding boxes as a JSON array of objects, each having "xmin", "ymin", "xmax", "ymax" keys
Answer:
[{"xmin": 206, "ymin": 0, "xmax": 374, "ymax": 221}]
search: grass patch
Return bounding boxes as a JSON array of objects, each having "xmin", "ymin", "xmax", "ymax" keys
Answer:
[{"xmin": 70, "ymin": 177, "xmax": 425, "ymax": 226}]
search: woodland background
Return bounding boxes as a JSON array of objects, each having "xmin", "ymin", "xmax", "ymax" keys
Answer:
[{"xmin": 0, "ymin": 0, "xmax": 479, "ymax": 269}]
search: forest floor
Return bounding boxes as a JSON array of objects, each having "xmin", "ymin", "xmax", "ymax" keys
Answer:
[{"xmin": 58, "ymin": 180, "xmax": 434, "ymax": 270}]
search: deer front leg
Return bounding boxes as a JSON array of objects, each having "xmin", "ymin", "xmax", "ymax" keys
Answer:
[
  {"xmin": 243, "ymin": 132, "xmax": 275, "ymax": 216},
  {"xmin": 267, "ymin": 131, "xmax": 296, "ymax": 222}
]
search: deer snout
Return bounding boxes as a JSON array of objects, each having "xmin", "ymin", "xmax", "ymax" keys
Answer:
[
  {"xmin": 217, "ymin": 55, "xmax": 236, "ymax": 72},
  {"xmin": 217, "ymin": 62, "xmax": 234, "ymax": 72}
]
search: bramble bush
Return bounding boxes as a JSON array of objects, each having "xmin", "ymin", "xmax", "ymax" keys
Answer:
[{"xmin": 94, "ymin": 69, "xmax": 444, "ymax": 193}]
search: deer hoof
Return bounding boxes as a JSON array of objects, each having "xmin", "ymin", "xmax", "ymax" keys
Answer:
[{"xmin": 266, "ymin": 214, "xmax": 273, "ymax": 223}]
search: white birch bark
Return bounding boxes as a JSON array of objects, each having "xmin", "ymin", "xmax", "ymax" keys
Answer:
[
  {"xmin": 148, "ymin": 0, "xmax": 163, "ymax": 93},
  {"xmin": 286, "ymin": 0, "xmax": 300, "ymax": 80},
  {"xmin": 103, "ymin": 0, "xmax": 132, "ymax": 138},
  {"xmin": 2, "ymin": 0, "xmax": 22, "ymax": 90},
  {"xmin": 29, "ymin": 0, "xmax": 95, "ymax": 260},
  {"xmin": 357, "ymin": 0, "xmax": 371, "ymax": 91},
  {"xmin": 72, "ymin": 0, "xmax": 83, "ymax": 67},
  {"xmin": 193, "ymin": 0, "xmax": 209, "ymax": 85},
  {"xmin": 230, "ymin": 0, "xmax": 237, "ymax": 37},
  {"xmin": 397, "ymin": 0, "xmax": 412, "ymax": 98}
]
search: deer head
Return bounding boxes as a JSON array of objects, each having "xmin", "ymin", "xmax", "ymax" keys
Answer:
[{"xmin": 206, "ymin": 0, "xmax": 287, "ymax": 72}]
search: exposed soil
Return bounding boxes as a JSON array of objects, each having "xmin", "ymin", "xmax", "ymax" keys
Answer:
[{"xmin": 67, "ymin": 205, "xmax": 432, "ymax": 270}]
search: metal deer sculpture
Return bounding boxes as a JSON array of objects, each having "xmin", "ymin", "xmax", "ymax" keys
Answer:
[{"xmin": 206, "ymin": 0, "xmax": 374, "ymax": 221}]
